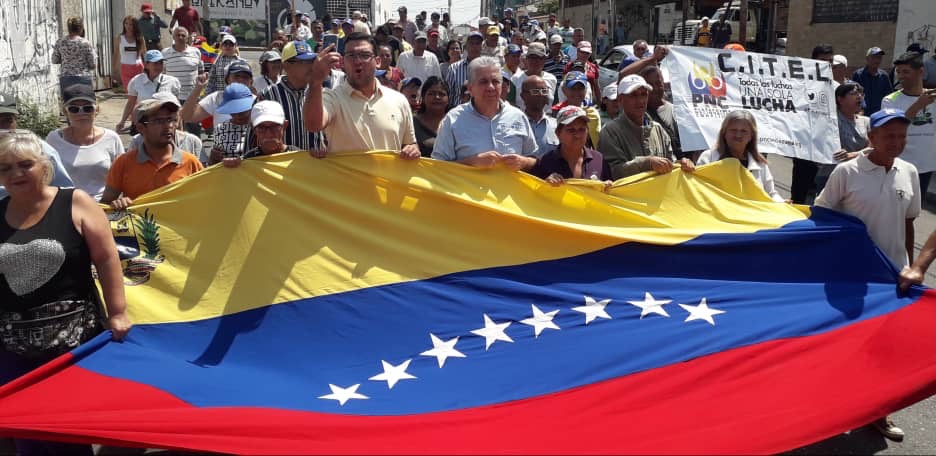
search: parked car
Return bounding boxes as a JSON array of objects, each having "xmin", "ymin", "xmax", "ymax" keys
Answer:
[{"xmin": 597, "ymin": 45, "xmax": 670, "ymax": 94}]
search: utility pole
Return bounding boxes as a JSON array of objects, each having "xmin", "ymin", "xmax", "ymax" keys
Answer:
[
  {"xmin": 738, "ymin": 0, "xmax": 747, "ymax": 45},
  {"xmin": 681, "ymin": 0, "xmax": 689, "ymax": 45}
]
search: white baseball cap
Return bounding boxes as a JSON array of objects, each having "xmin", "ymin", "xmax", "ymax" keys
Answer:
[
  {"xmin": 832, "ymin": 54, "xmax": 848, "ymax": 67},
  {"xmin": 549, "ymin": 34, "xmax": 563, "ymax": 45},
  {"xmin": 617, "ymin": 74, "xmax": 653, "ymax": 95},
  {"xmin": 602, "ymin": 82, "xmax": 618, "ymax": 100},
  {"xmin": 250, "ymin": 100, "xmax": 286, "ymax": 127}
]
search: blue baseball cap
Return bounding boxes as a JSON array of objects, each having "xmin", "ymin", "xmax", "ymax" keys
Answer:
[
  {"xmin": 529, "ymin": 19, "xmax": 539, "ymax": 26},
  {"xmin": 144, "ymin": 50, "xmax": 164, "ymax": 63},
  {"xmin": 506, "ymin": 44, "xmax": 522, "ymax": 55},
  {"xmin": 467, "ymin": 31, "xmax": 484, "ymax": 41},
  {"xmin": 375, "ymin": 69, "xmax": 388, "ymax": 77},
  {"xmin": 331, "ymin": 19, "xmax": 341, "ymax": 26},
  {"xmin": 869, "ymin": 109, "xmax": 911, "ymax": 129},
  {"xmin": 282, "ymin": 40, "xmax": 317, "ymax": 61},
  {"xmin": 401, "ymin": 77, "xmax": 422, "ymax": 88},
  {"xmin": 564, "ymin": 71, "xmax": 588, "ymax": 89},
  {"xmin": 216, "ymin": 83, "xmax": 256, "ymax": 114}
]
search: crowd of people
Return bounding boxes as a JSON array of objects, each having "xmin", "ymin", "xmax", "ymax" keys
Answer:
[{"xmin": 3, "ymin": 5, "xmax": 936, "ymax": 453}]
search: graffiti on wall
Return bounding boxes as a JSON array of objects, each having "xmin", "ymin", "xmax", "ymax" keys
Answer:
[{"xmin": 0, "ymin": 0, "xmax": 60, "ymax": 105}]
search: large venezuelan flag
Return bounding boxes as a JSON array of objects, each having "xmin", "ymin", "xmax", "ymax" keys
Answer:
[{"xmin": 1, "ymin": 152, "xmax": 935, "ymax": 454}]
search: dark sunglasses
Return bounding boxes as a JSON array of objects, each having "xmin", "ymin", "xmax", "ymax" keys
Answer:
[{"xmin": 66, "ymin": 105, "xmax": 95, "ymax": 113}]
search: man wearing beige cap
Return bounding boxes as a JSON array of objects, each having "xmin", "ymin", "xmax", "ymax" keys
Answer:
[
  {"xmin": 512, "ymin": 42, "xmax": 557, "ymax": 112},
  {"xmin": 598, "ymin": 75, "xmax": 693, "ymax": 179},
  {"xmin": 102, "ymin": 97, "xmax": 202, "ymax": 209}
]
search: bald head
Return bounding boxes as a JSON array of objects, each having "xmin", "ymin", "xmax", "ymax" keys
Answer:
[{"xmin": 521, "ymin": 75, "xmax": 550, "ymax": 114}]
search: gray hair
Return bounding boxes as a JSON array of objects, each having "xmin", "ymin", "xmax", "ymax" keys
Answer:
[
  {"xmin": 467, "ymin": 56, "xmax": 502, "ymax": 84},
  {"xmin": 633, "ymin": 39, "xmax": 648, "ymax": 48}
]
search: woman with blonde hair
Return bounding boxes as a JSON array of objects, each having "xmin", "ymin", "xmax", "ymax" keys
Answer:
[
  {"xmin": 696, "ymin": 110, "xmax": 785, "ymax": 202},
  {"xmin": 0, "ymin": 130, "xmax": 131, "ymax": 453},
  {"xmin": 52, "ymin": 17, "xmax": 97, "ymax": 93},
  {"xmin": 112, "ymin": 15, "xmax": 146, "ymax": 90}
]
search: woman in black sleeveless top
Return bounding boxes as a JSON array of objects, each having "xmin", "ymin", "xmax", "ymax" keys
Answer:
[{"xmin": 0, "ymin": 131, "xmax": 132, "ymax": 454}]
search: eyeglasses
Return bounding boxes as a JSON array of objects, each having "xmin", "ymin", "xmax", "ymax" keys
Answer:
[
  {"xmin": 527, "ymin": 88, "xmax": 550, "ymax": 95},
  {"xmin": 142, "ymin": 117, "xmax": 178, "ymax": 126},
  {"xmin": 345, "ymin": 52, "xmax": 374, "ymax": 61},
  {"xmin": 66, "ymin": 105, "xmax": 95, "ymax": 114}
]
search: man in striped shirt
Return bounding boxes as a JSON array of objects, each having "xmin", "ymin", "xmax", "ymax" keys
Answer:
[
  {"xmin": 256, "ymin": 41, "xmax": 325, "ymax": 151},
  {"xmin": 444, "ymin": 31, "xmax": 484, "ymax": 109},
  {"xmin": 161, "ymin": 27, "xmax": 204, "ymax": 134}
]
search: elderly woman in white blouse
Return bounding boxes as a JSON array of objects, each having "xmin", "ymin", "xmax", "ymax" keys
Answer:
[{"xmin": 696, "ymin": 110, "xmax": 785, "ymax": 202}]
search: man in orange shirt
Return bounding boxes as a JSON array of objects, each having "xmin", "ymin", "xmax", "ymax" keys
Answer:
[{"xmin": 102, "ymin": 98, "xmax": 202, "ymax": 209}]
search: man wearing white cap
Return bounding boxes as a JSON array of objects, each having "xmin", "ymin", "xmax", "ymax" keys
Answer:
[
  {"xmin": 397, "ymin": 32, "xmax": 442, "ymax": 83},
  {"xmin": 543, "ymin": 34, "xmax": 570, "ymax": 81},
  {"xmin": 599, "ymin": 82, "xmax": 619, "ymax": 125},
  {"xmin": 852, "ymin": 47, "xmax": 892, "ymax": 114},
  {"xmin": 221, "ymin": 101, "xmax": 297, "ymax": 168},
  {"xmin": 565, "ymin": 41, "xmax": 600, "ymax": 102},
  {"xmin": 831, "ymin": 54, "xmax": 849, "ymax": 86},
  {"xmin": 598, "ymin": 75, "xmax": 693, "ymax": 179}
]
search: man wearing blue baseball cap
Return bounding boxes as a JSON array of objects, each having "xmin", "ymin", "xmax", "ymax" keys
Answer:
[
  {"xmin": 117, "ymin": 50, "xmax": 182, "ymax": 133},
  {"xmin": 817, "ymin": 108, "xmax": 919, "ymax": 271},
  {"xmin": 817, "ymin": 109, "xmax": 919, "ymax": 444},
  {"xmin": 209, "ymin": 83, "xmax": 256, "ymax": 164},
  {"xmin": 852, "ymin": 47, "xmax": 892, "ymax": 114},
  {"xmin": 552, "ymin": 71, "xmax": 600, "ymax": 147}
]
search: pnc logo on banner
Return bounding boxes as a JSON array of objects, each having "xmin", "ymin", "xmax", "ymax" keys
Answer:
[{"xmin": 688, "ymin": 62, "xmax": 727, "ymax": 108}]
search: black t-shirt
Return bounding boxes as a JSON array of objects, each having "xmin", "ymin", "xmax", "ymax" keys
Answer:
[{"xmin": 0, "ymin": 189, "xmax": 93, "ymax": 312}]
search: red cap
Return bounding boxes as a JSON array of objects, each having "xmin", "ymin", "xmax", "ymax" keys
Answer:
[
  {"xmin": 428, "ymin": 30, "xmax": 440, "ymax": 36},
  {"xmin": 141, "ymin": 3, "xmax": 154, "ymax": 12}
]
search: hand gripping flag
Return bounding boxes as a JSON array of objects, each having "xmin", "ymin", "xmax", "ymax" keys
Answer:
[{"xmin": 1, "ymin": 152, "xmax": 936, "ymax": 454}]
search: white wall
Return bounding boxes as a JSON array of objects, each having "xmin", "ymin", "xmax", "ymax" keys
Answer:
[
  {"xmin": 0, "ymin": 0, "xmax": 61, "ymax": 106},
  {"xmin": 893, "ymin": 0, "xmax": 936, "ymax": 58}
]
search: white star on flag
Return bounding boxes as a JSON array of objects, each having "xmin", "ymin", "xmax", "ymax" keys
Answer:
[
  {"xmin": 520, "ymin": 304, "xmax": 560, "ymax": 337},
  {"xmin": 369, "ymin": 359, "xmax": 417, "ymax": 389},
  {"xmin": 627, "ymin": 292, "xmax": 673, "ymax": 318},
  {"xmin": 420, "ymin": 333, "xmax": 466, "ymax": 368},
  {"xmin": 679, "ymin": 298, "xmax": 726, "ymax": 325},
  {"xmin": 572, "ymin": 296, "xmax": 612, "ymax": 324},
  {"xmin": 470, "ymin": 314, "xmax": 514, "ymax": 350},
  {"xmin": 318, "ymin": 383, "xmax": 368, "ymax": 406}
]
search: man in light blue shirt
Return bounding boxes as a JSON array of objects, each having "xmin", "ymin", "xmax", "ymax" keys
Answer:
[
  {"xmin": 520, "ymin": 75, "xmax": 559, "ymax": 151},
  {"xmin": 432, "ymin": 56, "xmax": 539, "ymax": 169}
]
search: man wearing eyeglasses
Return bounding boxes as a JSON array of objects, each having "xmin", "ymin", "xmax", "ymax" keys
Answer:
[
  {"xmin": 303, "ymin": 33, "xmax": 419, "ymax": 159},
  {"xmin": 102, "ymin": 98, "xmax": 203, "ymax": 210},
  {"xmin": 520, "ymin": 75, "xmax": 559, "ymax": 151}
]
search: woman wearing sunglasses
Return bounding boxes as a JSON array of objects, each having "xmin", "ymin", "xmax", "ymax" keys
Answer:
[{"xmin": 45, "ymin": 85, "xmax": 125, "ymax": 201}]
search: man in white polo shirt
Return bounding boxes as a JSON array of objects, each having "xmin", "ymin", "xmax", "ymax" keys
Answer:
[
  {"xmin": 815, "ymin": 112, "xmax": 918, "ymax": 442},
  {"xmin": 396, "ymin": 31, "xmax": 441, "ymax": 83},
  {"xmin": 816, "ymin": 108, "xmax": 920, "ymax": 274}
]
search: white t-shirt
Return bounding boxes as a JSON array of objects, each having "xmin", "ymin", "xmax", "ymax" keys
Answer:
[
  {"xmin": 128, "ymin": 72, "xmax": 181, "ymax": 101},
  {"xmin": 815, "ymin": 151, "xmax": 921, "ymax": 268},
  {"xmin": 881, "ymin": 91, "xmax": 936, "ymax": 173},
  {"xmin": 45, "ymin": 128, "xmax": 124, "ymax": 200},
  {"xmin": 396, "ymin": 51, "xmax": 442, "ymax": 83},
  {"xmin": 511, "ymin": 71, "xmax": 557, "ymax": 112},
  {"xmin": 198, "ymin": 91, "xmax": 231, "ymax": 128}
]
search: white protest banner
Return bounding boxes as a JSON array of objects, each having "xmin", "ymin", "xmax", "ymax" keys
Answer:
[
  {"xmin": 663, "ymin": 46, "xmax": 839, "ymax": 163},
  {"xmin": 192, "ymin": 0, "xmax": 267, "ymax": 21}
]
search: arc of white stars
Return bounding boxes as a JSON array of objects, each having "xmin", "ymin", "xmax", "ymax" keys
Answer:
[
  {"xmin": 571, "ymin": 296, "xmax": 612, "ymax": 324},
  {"xmin": 520, "ymin": 304, "xmax": 560, "ymax": 337},
  {"xmin": 627, "ymin": 292, "xmax": 673, "ymax": 318},
  {"xmin": 318, "ymin": 383, "xmax": 368, "ymax": 406},
  {"xmin": 678, "ymin": 298, "xmax": 726, "ymax": 325},
  {"xmin": 369, "ymin": 359, "xmax": 417, "ymax": 389},
  {"xmin": 470, "ymin": 314, "xmax": 514, "ymax": 350},
  {"xmin": 420, "ymin": 333, "xmax": 466, "ymax": 368}
]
